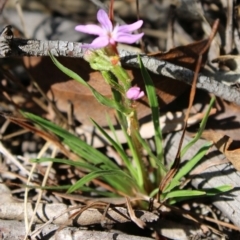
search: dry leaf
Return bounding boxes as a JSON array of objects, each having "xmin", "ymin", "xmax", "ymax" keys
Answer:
[
  {"xmin": 201, "ymin": 130, "xmax": 240, "ymax": 171},
  {"xmin": 149, "ymin": 39, "xmax": 209, "ymax": 70}
]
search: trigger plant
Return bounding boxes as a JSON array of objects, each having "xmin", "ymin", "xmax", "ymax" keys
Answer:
[{"xmin": 26, "ymin": 7, "xmax": 232, "ymax": 208}]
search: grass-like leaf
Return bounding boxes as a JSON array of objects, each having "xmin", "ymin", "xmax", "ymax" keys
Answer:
[
  {"xmin": 138, "ymin": 55, "xmax": 163, "ymax": 162},
  {"xmin": 162, "ymin": 189, "xmax": 206, "ymax": 200},
  {"xmin": 181, "ymin": 96, "xmax": 215, "ymax": 157},
  {"xmin": 203, "ymin": 185, "xmax": 233, "ymax": 196},
  {"xmin": 164, "ymin": 142, "xmax": 212, "ymax": 193},
  {"xmin": 167, "ymin": 185, "xmax": 233, "ymax": 204},
  {"xmin": 23, "ymin": 112, "xmax": 120, "ymax": 170},
  {"xmin": 67, "ymin": 169, "xmax": 137, "ymax": 194},
  {"xmin": 135, "ymin": 131, "xmax": 166, "ymax": 171},
  {"xmin": 91, "ymin": 119, "xmax": 137, "ymax": 179},
  {"xmin": 49, "ymin": 52, "xmax": 128, "ymax": 113}
]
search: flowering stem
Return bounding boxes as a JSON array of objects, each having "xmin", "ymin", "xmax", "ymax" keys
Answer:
[
  {"xmin": 83, "ymin": 44, "xmax": 149, "ymax": 191},
  {"xmin": 127, "ymin": 111, "xmax": 151, "ymax": 192},
  {"xmin": 100, "ymin": 57, "xmax": 150, "ymax": 190},
  {"xmin": 111, "ymin": 65, "xmax": 131, "ymax": 91},
  {"xmin": 101, "ymin": 71, "xmax": 125, "ymax": 95}
]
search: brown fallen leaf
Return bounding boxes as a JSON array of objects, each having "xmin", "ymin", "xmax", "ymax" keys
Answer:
[
  {"xmin": 149, "ymin": 39, "xmax": 209, "ymax": 70},
  {"xmin": 201, "ymin": 130, "xmax": 240, "ymax": 171}
]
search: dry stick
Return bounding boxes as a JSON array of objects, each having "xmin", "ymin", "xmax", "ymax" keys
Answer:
[
  {"xmin": 23, "ymin": 141, "xmax": 51, "ymax": 235},
  {"xmin": 158, "ymin": 19, "xmax": 220, "ymax": 197},
  {"xmin": 2, "ymin": 129, "xmax": 29, "ymax": 140},
  {"xmin": 0, "ymin": 26, "xmax": 240, "ymax": 105},
  {"xmin": 14, "ymin": 0, "xmax": 28, "ymax": 38},
  {"xmin": 89, "ymin": 0, "xmax": 125, "ymax": 25},
  {"xmin": 0, "ymin": 141, "xmax": 30, "ymax": 176},
  {"xmin": 24, "ymin": 145, "xmax": 57, "ymax": 240},
  {"xmin": 136, "ymin": 0, "xmax": 145, "ymax": 51},
  {"xmin": 166, "ymin": 5, "xmax": 175, "ymax": 50},
  {"xmin": 0, "ymin": 118, "xmax": 10, "ymax": 136},
  {"xmin": 125, "ymin": 196, "xmax": 146, "ymax": 229},
  {"xmin": 0, "ymin": 0, "xmax": 8, "ymax": 13},
  {"xmin": 225, "ymin": 0, "xmax": 233, "ymax": 53},
  {"xmin": 166, "ymin": 203, "xmax": 239, "ymax": 233}
]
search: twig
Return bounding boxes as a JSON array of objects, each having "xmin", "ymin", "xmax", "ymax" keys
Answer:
[
  {"xmin": 225, "ymin": 0, "xmax": 233, "ymax": 53},
  {"xmin": 0, "ymin": 142, "xmax": 30, "ymax": 176}
]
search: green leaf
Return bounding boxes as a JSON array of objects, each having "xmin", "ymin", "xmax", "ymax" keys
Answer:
[
  {"xmin": 162, "ymin": 179, "xmax": 181, "ymax": 194},
  {"xmin": 164, "ymin": 142, "xmax": 212, "ymax": 193},
  {"xmin": 91, "ymin": 119, "xmax": 137, "ymax": 179},
  {"xmin": 181, "ymin": 97, "xmax": 215, "ymax": 157},
  {"xmin": 135, "ymin": 131, "xmax": 166, "ymax": 171},
  {"xmin": 24, "ymin": 184, "xmax": 118, "ymax": 197},
  {"xmin": 49, "ymin": 52, "xmax": 127, "ymax": 113},
  {"xmin": 67, "ymin": 169, "xmax": 136, "ymax": 194},
  {"xmin": 138, "ymin": 55, "xmax": 164, "ymax": 183},
  {"xmin": 23, "ymin": 112, "xmax": 120, "ymax": 170},
  {"xmin": 167, "ymin": 185, "xmax": 233, "ymax": 204},
  {"xmin": 24, "ymin": 112, "xmax": 137, "ymax": 195},
  {"xmin": 106, "ymin": 114, "xmax": 123, "ymax": 149},
  {"xmin": 162, "ymin": 189, "xmax": 206, "ymax": 201},
  {"xmin": 204, "ymin": 185, "xmax": 233, "ymax": 196},
  {"xmin": 138, "ymin": 55, "xmax": 163, "ymax": 162}
]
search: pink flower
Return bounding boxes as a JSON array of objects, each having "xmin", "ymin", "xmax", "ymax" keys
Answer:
[
  {"xmin": 126, "ymin": 87, "xmax": 144, "ymax": 100},
  {"xmin": 75, "ymin": 9, "xmax": 144, "ymax": 49}
]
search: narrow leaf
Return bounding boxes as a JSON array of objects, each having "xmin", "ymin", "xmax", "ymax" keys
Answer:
[
  {"xmin": 67, "ymin": 169, "xmax": 135, "ymax": 193},
  {"xmin": 181, "ymin": 97, "xmax": 215, "ymax": 156},
  {"xmin": 164, "ymin": 142, "xmax": 212, "ymax": 193},
  {"xmin": 49, "ymin": 52, "xmax": 126, "ymax": 112},
  {"xmin": 162, "ymin": 189, "xmax": 206, "ymax": 200},
  {"xmin": 138, "ymin": 55, "xmax": 163, "ymax": 162}
]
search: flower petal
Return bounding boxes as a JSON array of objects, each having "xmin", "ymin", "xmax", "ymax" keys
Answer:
[
  {"xmin": 75, "ymin": 24, "xmax": 103, "ymax": 35},
  {"xmin": 82, "ymin": 36, "xmax": 109, "ymax": 49},
  {"xmin": 118, "ymin": 20, "xmax": 143, "ymax": 33},
  {"xmin": 137, "ymin": 91, "xmax": 145, "ymax": 99},
  {"xmin": 115, "ymin": 32, "xmax": 144, "ymax": 44},
  {"xmin": 97, "ymin": 9, "xmax": 113, "ymax": 32},
  {"xmin": 126, "ymin": 87, "xmax": 144, "ymax": 100}
]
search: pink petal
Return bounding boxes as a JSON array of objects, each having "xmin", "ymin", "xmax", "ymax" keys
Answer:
[
  {"xmin": 118, "ymin": 20, "xmax": 143, "ymax": 33},
  {"xmin": 97, "ymin": 9, "xmax": 113, "ymax": 32},
  {"xmin": 115, "ymin": 32, "xmax": 144, "ymax": 44},
  {"xmin": 82, "ymin": 36, "xmax": 109, "ymax": 49},
  {"xmin": 126, "ymin": 87, "xmax": 144, "ymax": 100},
  {"xmin": 137, "ymin": 91, "xmax": 145, "ymax": 99},
  {"xmin": 75, "ymin": 24, "xmax": 103, "ymax": 35},
  {"xmin": 126, "ymin": 91, "xmax": 136, "ymax": 99}
]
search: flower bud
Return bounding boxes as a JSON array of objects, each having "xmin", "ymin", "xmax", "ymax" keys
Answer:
[{"xmin": 126, "ymin": 87, "xmax": 144, "ymax": 100}]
